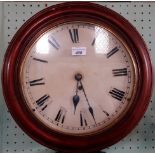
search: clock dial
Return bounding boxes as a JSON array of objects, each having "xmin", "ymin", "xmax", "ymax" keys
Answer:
[{"xmin": 20, "ymin": 22, "xmax": 136, "ymax": 135}]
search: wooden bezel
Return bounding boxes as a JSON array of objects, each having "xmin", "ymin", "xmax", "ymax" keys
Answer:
[{"xmin": 2, "ymin": 2, "xmax": 153, "ymax": 152}]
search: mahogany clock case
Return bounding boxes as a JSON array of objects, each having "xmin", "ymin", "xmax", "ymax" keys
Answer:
[{"xmin": 1, "ymin": 2, "xmax": 153, "ymax": 152}]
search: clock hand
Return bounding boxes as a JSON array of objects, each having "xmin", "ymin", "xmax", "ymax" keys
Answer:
[
  {"xmin": 74, "ymin": 73, "xmax": 97, "ymax": 124},
  {"xmin": 72, "ymin": 73, "xmax": 83, "ymax": 114},
  {"xmin": 73, "ymin": 95, "xmax": 80, "ymax": 114},
  {"xmin": 73, "ymin": 79, "xmax": 81, "ymax": 114},
  {"xmin": 79, "ymin": 80, "xmax": 97, "ymax": 125}
]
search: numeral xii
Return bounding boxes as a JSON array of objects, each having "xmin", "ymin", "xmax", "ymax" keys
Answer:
[{"xmin": 69, "ymin": 29, "xmax": 79, "ymax": 43}]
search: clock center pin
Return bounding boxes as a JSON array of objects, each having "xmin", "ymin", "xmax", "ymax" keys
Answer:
[{"xmin": 75, "ymin": 73, "xmax": 83, "ymax": 81}]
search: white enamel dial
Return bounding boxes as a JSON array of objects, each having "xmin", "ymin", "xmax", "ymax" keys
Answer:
[{"xmin": 20, "ymin": 22, "xmax": 137, "ymax": 135}]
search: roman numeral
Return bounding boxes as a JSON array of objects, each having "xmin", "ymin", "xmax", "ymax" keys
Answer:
[
  {"xmin": 102, "ymin": 110, "xmax": 110, "ymax": 117},
  {"xmin": 112, "ymin": 68, "xmax": 127, "ymax": 76},
  {"xmin": 55, "ymin": 107, "xmax": 67, "ymax": 124},
  {"xmin": 29, "ymin": 78, "xmax": 45, "ymax": 86},
  {"xmin": 80, "ymin": 113, "xmax": 87, "ymax": 126},
  {"xmin": 109, "ymin": 88, "xmax": 125, "ymax": 101},
  {"xmin": 48, "ymin": 36, "xmax": 60, "ymax": 50},
  {"xmin": 36, "ymin": 94, "xmax": 50, "ymax": 107},
  {"xmin": 33, "ymin": 58, "xmax": 48, "ymax": 63},
  {"xmin": 91, "ymin": 38, "xmax": 96, "ymax": 46},
  {"xmin": 80, "ymin": 110, "xmax": 89, "ymax": 126},
  {"xmin": 41, "ymin": 105, "xmax": 48, "ymax": 111},
  {"xmin": 99, "ymin": 105, "xmax": 110, "ymax": 117},
  {"xmin": 107, "ymin": 47, "xmax": 119, "ymax": 58},
  {"xmin": 69, "ymin": 29, "xmax": 79, "ymax": 43}
]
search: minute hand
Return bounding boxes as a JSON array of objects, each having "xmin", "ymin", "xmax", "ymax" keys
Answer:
[{"xmin": 79, "ymin": 81, "xmax": 97, "ymax": 124}]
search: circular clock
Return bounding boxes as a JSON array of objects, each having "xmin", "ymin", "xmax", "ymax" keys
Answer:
[{"xmin": 2, "ymin": 2, "xmax": 153, "ymax": 152}]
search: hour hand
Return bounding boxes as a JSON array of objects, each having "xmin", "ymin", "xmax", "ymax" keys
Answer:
[{"xmin": 73, "ymin": 95, "xmax": 80, "ymax": 114}]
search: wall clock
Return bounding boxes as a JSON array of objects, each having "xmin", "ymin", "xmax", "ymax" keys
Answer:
[{"xmin": 2, "ymin": 2, "xmax": 153, "ymax": 152}]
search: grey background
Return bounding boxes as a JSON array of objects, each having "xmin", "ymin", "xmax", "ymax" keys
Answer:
[{"xmin": 0, "ymin": 1, "xmax": 155, "ymax": 152}]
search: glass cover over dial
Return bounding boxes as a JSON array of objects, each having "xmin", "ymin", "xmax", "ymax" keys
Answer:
[{"xmin": 20, "ymin": 22, "xmax": 137, "ymax": 135}]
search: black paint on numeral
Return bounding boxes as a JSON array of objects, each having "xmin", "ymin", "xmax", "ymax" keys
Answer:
[
  {"xmin": 42, "ymin": 105, "xmax": 48, "ymax": 111},
  {"xmin": 36, "ymin": 94, "xmax": 50, "ymax": 107},
  {"xmin": 107, "ymin": 47, "xmax": 119, "ymax": 58},
  {"xmin": 102, "ymin": 110, "xmax": 110, "ymax": 117},
  {"xmin": 48, "ymin": 36, "xmax": 60, "ymax": 50},
  {"xmin": 69, "ymin": 29, "xmax": 79, "ymax": 43},
  {"xmin": 55, "ymin": 109, "xmax": 61, "ymax": 121},
  {"xmin": 91, "ymin": 38, "xmax": 96, "ymax": 46},
  {"xmin": 55, "ymin": 107, "xmax": 66, "ymax": 124},
  {"xmin": 109, "ymin": 88, "xmax": 125, "ymax": 101},
  {"xmin": 80, "ymin": 112, "xmax": 87, "ymax": 126},
  {"xmin": 80, "ymin": 113, "xmax": 83, "ymax": 126},
  {"xmin": 33, "ymin": 58, "xmax": 48, "ymax": 63},
  {"xmin": 112, "ymin": 68, "xmax": 127, "ymax": 76},
  {"xmin": 29, "ymin": 78, "xmax": 45, "ymax": 86}
]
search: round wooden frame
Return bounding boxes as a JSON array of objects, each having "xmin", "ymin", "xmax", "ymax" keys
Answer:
[{"xmin": 2, "ymin": 2, "xmax": 153, "ymax": 152}]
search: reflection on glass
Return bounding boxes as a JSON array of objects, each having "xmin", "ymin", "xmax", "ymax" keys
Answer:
[
  {"xmin": 94, "ymin": 27, "xmax": 109, "ymax": 54},
  {"xmin": 36, "ymin": 34, "xmax": 50, "ymax": 54}
]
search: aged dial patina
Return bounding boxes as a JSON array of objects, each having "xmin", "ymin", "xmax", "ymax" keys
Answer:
[{"xmin": 20, "ymin": 22, "xmax": 136, "ymax": 135}]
